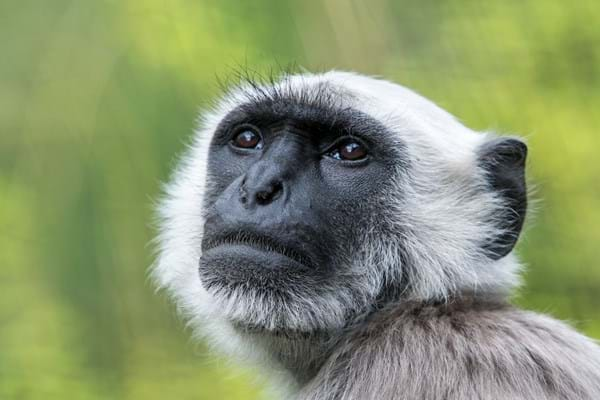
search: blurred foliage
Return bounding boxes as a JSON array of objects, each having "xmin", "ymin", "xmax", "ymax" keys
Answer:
[{"xmin": 1, "ymin": 1, "xmax": 600, "ymax": 399}]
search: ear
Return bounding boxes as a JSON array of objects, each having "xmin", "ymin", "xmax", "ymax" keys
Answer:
[{"xmin": 478, "ymin": 137, "xmax": 528, "ymax": 260}]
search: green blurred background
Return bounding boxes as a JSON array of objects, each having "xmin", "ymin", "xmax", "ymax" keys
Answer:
[{"xmin": 1, "ymin": 1, "xmax": 599, "ymax": 399}]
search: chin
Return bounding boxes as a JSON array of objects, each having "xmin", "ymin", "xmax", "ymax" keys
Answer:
[
  {"xmin": 199, "ymin": 247, "xmax": 316, "ymax": 332},
  {"xmin": 198, "ymin": 247, "xmax": 366, "ymax": 333}
]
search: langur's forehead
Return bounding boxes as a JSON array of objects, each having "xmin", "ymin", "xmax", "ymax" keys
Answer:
[{"xmin": 221, "ymin": 81, "xmax": 392, "ymax": 140}]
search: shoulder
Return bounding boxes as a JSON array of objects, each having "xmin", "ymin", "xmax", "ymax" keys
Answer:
[{"xmin": 299, "ymin": 299, "xmax": 600, "ymax": 400}]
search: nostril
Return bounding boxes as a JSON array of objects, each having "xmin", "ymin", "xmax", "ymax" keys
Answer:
[
  {"xmin": 239, "ymin": 181, "xmax": 248, "ymax": 205},
  {"xmin": 255, "ymin": 181, "xmax": 283, "ymax": 205},
  {"xmin": 271, "ymin": 181, "xmax": 283, "ymax": 198},
  {"xmin": 255, "ymin": 191, "xmax": 269, "ymax": 205}
]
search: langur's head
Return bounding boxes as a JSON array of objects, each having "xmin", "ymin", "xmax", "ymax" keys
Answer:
[{"xmin": 154, "ymin": 71, "xmax": 527, "ymax": 336}]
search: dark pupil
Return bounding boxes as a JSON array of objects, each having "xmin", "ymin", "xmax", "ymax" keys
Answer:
[
  {"xmin": 234, "ymin": 130, "xmax": 259, "ymax": 148},
  {"xmin": 340, "ymin": 142, "xmax": 366, "ymax": 160}
]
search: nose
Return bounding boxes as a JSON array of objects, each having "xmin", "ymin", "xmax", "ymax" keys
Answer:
[
  {"xmin": 239, "ymin": 162, "xmax": 286, "ymax": 207},
  {"xmin": 240, "ymin": 178, "xmax": 283, "ymax": 206}
]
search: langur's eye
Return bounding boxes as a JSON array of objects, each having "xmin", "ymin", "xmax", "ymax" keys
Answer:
[
  {"xmin": 327, "ymin": 139, "xmax": 368, "ymax": 161},
  {"xmin": 231, "ymin": 127, "xmax": 263, "ymax": 149}
]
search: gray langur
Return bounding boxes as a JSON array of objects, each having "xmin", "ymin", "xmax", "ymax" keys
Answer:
[{"xmin": 153, "ymin": 71, "xmax": 600, "ymax": 399}]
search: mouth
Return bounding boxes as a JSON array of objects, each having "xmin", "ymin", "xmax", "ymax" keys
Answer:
[{"xmin": 201, "ymin": 230, "xmax": 316, "ymax": 269}]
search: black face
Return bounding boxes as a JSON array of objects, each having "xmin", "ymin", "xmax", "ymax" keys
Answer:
[{"xmin": 198, "ymin": 94, "xmax": 402, "ymax": 316}]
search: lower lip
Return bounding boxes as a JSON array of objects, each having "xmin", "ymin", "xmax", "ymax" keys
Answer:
[{"xmin": 202, "ymin": 243, "xmax": 309, "ymax": 270}]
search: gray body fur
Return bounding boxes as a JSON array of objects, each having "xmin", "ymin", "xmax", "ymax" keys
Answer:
[
  {"xmin": 294, "ymin": 297, "xmax": 600, "ymax": 399},
  {"xmin": 153, "ymin": 71, "xmax": 600, "ymax": 399}
]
